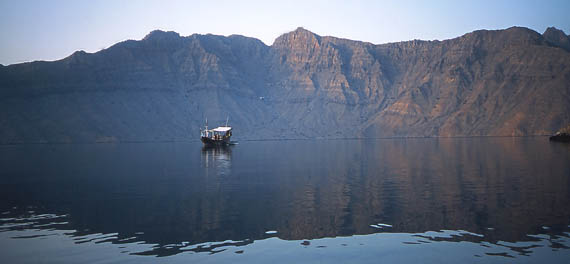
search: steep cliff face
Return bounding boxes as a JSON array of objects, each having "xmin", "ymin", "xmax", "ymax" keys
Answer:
[
  {"xmin": 266, "ymin": 28, "xmax": 387, "ymax": 137},
  {"xmin": 365, "ymin": 27, "xmax": 570, "ymax": 137},
  {"xmin": 1, "ymin": 27, "xmax": 569, "ymax": 143},
  {"xmin": 264, "ymin": 26, "xmax": 570, "ymax": 138}
]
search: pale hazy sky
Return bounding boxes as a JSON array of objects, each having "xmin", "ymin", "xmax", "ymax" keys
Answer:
[{"xmin": 1, "ymin": 0, "xmax": 569, "ymax": 65}]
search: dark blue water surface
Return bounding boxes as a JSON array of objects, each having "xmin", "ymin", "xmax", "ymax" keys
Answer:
[{"xmin": 1, "ymin": 138, "xmax": 569, "ymax": 263}]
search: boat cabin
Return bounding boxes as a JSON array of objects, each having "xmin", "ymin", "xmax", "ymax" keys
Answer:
[{"xmin": 201, "ymin": 126, "xmax": 232, "ymax": 141}]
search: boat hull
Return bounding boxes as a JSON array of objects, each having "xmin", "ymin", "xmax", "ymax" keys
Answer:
[
  {"xmin": 550, "ymin": 133, "xmax": 570, "ymax": 142},
  {"xmin": 201, "ymin": 136, "xmax": 231, "ymax": 146}
]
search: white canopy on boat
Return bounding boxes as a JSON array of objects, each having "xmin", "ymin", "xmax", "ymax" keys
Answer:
[{"xmin": 212, "ymin": 126, "xmax": 232, "ymax": 132}]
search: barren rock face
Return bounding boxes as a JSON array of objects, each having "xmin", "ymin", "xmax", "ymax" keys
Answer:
[
  {"xmin": 1, "ymin": 27, "xmax": 569, "ymax": 143},
  {"xmin": 543, "ymin": 27, "xmax": 570, "ymax": 52}
]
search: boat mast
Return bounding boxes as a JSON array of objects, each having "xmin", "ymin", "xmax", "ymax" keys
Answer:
[
  {"xmin": 225, "ymin": 115, "xmax": 229, "ymax": 127},
  {"xmin": 205, "ymin": 118, "xmax": 208, "ymax": 137}
]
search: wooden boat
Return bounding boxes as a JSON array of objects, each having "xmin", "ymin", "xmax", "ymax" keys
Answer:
[
  {"xmin": 200, "ymin": 118, "xmax": 232, "ymax": 146},
  {"xmin": 549, "ymin": 132, "xmax": 570, "ymax": 142},
  {"xmin": 550, "ymin": 125, "xmax": 570, "ymax": 142}
]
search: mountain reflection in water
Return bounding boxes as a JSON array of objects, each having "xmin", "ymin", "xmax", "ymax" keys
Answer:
[{"xmin": 0, "ymin": 138, "xmax": 569, "ymax": 261}]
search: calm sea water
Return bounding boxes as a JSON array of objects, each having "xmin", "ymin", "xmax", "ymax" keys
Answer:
[{"xmin": 1, "ymin": 138, "xmax": 569, "ymax": 263}]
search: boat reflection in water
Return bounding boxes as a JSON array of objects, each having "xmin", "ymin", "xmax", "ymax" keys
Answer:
[{"xmin": 201, "ymin": 145, "xmax": 232, "ymax": 176}]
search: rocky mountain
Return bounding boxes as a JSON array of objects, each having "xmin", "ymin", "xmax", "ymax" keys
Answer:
[
  {"xmin": 1, "ymin": 26, "xmax": 569, "ymax": 143},
  {"xmin": 543, "ymin": 27, "xmax": 570, "ymax": 52}
]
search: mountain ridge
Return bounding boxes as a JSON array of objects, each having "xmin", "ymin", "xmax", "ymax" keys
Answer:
[{"xmin": 1, "ymin": 26, "xmax": 569, "ymax": 143}]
